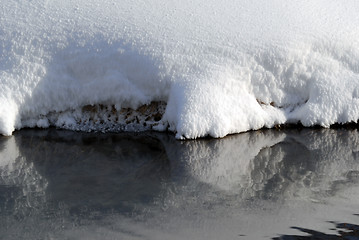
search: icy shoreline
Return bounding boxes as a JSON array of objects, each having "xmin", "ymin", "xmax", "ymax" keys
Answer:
[
  {"xmin": 20, "ymin": 101, "xmax": 167, "ymax": 135},
  {"xmin": 14, "ymin": 100, "xmax": 359, "ymax": 140}
]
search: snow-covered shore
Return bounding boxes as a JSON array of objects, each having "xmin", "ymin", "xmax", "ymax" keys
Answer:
[{"xmin": 1, "ymin": 0, "xmax": 359, "ymax": 138}]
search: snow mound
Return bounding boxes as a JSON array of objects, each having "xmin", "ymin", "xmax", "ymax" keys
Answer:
[{"xmin": 1, "ymin": 0, "xmax": 359, "ymax": 138}]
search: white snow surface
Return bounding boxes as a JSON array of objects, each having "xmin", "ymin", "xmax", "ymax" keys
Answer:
[{"xmin": 1, "ymin": 0, "xmax": 359, "ymax": 138}]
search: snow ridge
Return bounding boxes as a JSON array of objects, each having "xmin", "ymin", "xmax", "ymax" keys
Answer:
[{"xmin": 1, "ymin": 0, "xmax": 359, "ymax": 138}]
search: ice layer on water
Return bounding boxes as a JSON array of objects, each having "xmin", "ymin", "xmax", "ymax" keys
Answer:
[{"xmin": 1, "ymin": 0, "xmax": 359, "ymax": 138}]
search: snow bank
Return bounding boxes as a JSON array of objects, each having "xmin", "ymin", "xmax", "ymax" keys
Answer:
[{"xmin": 1, "ymin": 0, "xmax": 359, "ymax": 138}]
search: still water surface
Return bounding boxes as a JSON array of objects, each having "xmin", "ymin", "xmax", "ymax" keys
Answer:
[{"xmin": 0, "ymin": 129, "xmax": 359, "ymax": 239}]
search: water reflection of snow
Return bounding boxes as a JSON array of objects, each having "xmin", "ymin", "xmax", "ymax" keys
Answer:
[{"xmin": 0, "ymin": 129, "xmax": 359, "ymax": 239}]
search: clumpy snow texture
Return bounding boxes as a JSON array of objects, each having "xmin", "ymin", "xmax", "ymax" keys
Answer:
[{"xmin": 1, "ymin": 0, "xmax": 359, "ymax": 139}]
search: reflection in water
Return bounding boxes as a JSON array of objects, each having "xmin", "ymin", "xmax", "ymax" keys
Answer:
[
  {"xmin": 172, "ymin": 129, "xmax": 359, "ymax": 202},
  {"xmin": 1, "ymin": 130, "xmax": 170, "ymax": 216},
  {"xmin": 0, "ymin": 129, "xmax": 359, "ymax": 239}
]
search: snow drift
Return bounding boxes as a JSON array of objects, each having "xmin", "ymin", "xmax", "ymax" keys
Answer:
[{"xmin": 1, "ymin": 0, "xmax": 359, "ymax": 138}]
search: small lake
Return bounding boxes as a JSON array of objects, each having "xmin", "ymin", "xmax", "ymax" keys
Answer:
[{"xmin": 0, "ymin": 129, "xmax": 359, "ymax": 239}]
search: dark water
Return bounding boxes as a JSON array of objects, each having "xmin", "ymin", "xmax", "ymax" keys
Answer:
[{"xmin": 0, "ymin": 129, "xmax": 359, "ymax": 239}]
